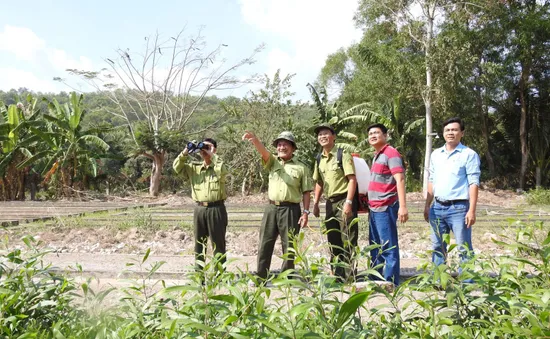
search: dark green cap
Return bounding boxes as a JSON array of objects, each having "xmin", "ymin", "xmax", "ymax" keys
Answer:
[
  {"xmin": 314, "ymin": 123, "xmax": 336, "ymax": 135},
  {"xmin": 273, "ymin": 131, "xmax": 297, "ymax": 149}
]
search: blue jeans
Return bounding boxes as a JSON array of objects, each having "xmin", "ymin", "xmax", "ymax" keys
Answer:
[
  {"xmin": 429, "ymin": 200, "xmax": 473, "ymax": 267},
  {"xmin": 369, "ymin": 202, "xmax": 400, "ymax": 285}
]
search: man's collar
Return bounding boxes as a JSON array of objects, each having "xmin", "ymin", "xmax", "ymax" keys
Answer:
[
  {"xmin": 374, "ymin": 143, "xmax": 389, "ymax": 155},
  {"xmin": 321, "ymin": 146, "xmax": 337, "ymax": 157},
  {"xmin": 201, "ymin": 154, "xmax": 217, "ymax": 169},
  {"xmin": 440, "ymin": 142, "xmax": 464, "ymax": 153},
  {"xmin": 277, "ymin": 156, "xmax": 295, "ymax": 163}
]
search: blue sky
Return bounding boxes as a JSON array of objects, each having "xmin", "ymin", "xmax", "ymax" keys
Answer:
[{"xmin": 0, "ymin": 0, "xmax": 361, "ymax": 101}]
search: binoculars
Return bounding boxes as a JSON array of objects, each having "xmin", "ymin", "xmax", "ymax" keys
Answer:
[{"xmin": 187, "ymin": 141, "xmax": 208, "ymax": 153}]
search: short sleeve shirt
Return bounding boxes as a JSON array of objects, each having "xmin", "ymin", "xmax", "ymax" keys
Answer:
[
  {"xmin": 265, "ymin": 154, "xmax": 313, "ymax": 203},
  {"xmin": 368, "ymin": 144, "xmax": 404, "ymax": 212},
  {"xmin": 429, "ymin": 143, "xmax": 480, "ymax": 200},
  {"xmin": 172, "ymin": 154, "xmax": 228, "ymax": 202},
  {"xmin": 313, "ymin": 147, "xmax": 355, "ymax": 199}
]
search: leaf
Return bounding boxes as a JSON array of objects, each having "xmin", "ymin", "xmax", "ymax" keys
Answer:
[
  {"xmin": 290, "ymin": 303, "xmax": 314, "ymax": 320},
  {"xmin": 335, "ymin": 291, "xmax": 371, "ymax": 328},
  {"xmin": 210, "ymin": 294, "xmax": 237, "ymax": 304},
  {"xmin": 255, "ymin": 318, "xmax": 291, "ymax": 338},
  {"xmin": 142, "ymin": 248, "xmax": 151, "ymax": 264},
  {"xmin": 223, "ymin": 315, "xmax": 239, "ymax": 327},
  {"xmin": 158, "ymin": 285, "xmax": 200, "ymax": 296}
]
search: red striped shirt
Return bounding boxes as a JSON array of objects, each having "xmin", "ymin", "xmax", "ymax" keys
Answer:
[{"xmin": 368, "ymin": 144, "xmax": 404, "ymax": 211}]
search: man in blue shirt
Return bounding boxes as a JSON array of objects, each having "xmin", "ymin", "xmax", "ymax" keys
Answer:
[{"xmin": 423, "ymin": 117, "xmax": 481, "ymax": 267}]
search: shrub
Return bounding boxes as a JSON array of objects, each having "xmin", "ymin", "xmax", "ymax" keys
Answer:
[
  {"xmin": 1, "ymin": 218, "xmax": 550, "ymax": 338},
  {"xmin": 0, "ymin": 236, "xmax": 82, "ymax": 337},
  {"xmin": 526, "ymin": 188, "xmax": 550, "ymax": 205}
]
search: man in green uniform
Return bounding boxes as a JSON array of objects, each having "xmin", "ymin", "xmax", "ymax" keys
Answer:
[
  {"xmin": 242, "ymin": 130, "xmax": 313, "ymax": 280},
  {"xmin": 312, "ymin": 124, "xmax": 359, "ymax": 282},
  {"xmin": 173, "ymin": 138, "xmax": 228, "ymax": 270}
]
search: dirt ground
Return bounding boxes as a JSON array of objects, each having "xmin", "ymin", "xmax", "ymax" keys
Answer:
[{"xmin": 0, "ymin": 189, "xmax": 529, "ymax": 262}]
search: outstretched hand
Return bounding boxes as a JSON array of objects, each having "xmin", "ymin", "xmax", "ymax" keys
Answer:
[{"xmin": 242, "ymin": 131, "xmax": 257, "ymax": 142}]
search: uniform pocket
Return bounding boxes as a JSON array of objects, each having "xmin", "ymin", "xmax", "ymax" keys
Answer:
[{"xmin": 209, "ymin": 174, "xmax": 220, "ymax": 192}]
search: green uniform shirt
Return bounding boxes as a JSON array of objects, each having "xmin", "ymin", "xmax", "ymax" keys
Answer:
[
  {"xmin": 264, "ymin": 154, "xmax": 313, "ymax": 203},
  {"xmin": 313, "ymin": 147, "xmax": 355, "ymax": 198},
  {"xmin": 173, "ymin": 153, "xmax": 228, "ymax": 202}
]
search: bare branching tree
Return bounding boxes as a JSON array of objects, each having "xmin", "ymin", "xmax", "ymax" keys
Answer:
[{"xmin": 65, "ymin": 28, "xmax": 262, "ymax": 196}]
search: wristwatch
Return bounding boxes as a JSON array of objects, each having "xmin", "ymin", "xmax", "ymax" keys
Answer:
[
  {"xmin": 303, "ymin": 209, "xmax": 311, "ymax": 215},
  {"xmin": 345, "ymin": 199, "xmax": 353, "ymax": 205}
]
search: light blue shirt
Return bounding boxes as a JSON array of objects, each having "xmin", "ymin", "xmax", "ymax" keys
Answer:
[{"xmin": 429, "ymin": 143, "xmax": 481, "ymax": 201}]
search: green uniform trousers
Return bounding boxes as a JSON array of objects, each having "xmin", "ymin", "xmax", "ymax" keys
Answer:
[
  {"xmin": 325, "ymin": 196, "xmax": 359, "ymax": 281},
  {"xmin": 257, "ymin": 203, "xmax": 301, "ymax": 279},
  {"xmin": 193, "ymin": 203, "xmax": 227, "ymax": 269}
]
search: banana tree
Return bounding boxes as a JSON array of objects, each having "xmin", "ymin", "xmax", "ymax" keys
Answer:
[
  {"xmin": 307, "ymin": 83, "xmax": 373, "ymax": 153},
  {"xmin": 0, "ymin": 97, "xmax": 42, "ymax": 200},
  {"xmin": 338, "ymin": 96, "xmax": 425, "ymax": 177},
  {"xmin": 19, "ymin": 92, "xmax": 110, "ymax": 198}
]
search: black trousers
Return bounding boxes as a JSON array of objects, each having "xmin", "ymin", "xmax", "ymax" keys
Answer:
[
  {"xmin": 257, "ymin": 203, "xmax": 301, "ymax": 279},
  {"xmin": 193, "ymin": 204, "xmax": 227, "ymax": 269},
  {"xmin": 325, "ymin": 197, "xmax": 359, "ymax": 280}
]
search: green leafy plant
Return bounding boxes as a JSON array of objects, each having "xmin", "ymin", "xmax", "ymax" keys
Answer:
[{"xmin": 526, "ymin": 188, "xmax": 550, "ymax": 205}]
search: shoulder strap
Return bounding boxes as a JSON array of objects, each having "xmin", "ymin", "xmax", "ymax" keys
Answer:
[
  {"xmin": 317, "ymin": 148, "xmax": 344, "ymax": 169},
  {"xmin": 337, "ymin": 148, "xmax": 343, "ymax": 170},
  {"xmin": 316, "ymin": 152, "xmax": 322, "ymax": 167}
]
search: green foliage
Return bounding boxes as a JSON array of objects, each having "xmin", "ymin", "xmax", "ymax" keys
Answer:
[
  {"xmin": 3, "ymin": 218, "xmax": 550, "ymax": 337},
  {"xmin": 526, "ymin": 188, "xmax": 550, "ymax": 206},
  {"xmin": 219, "ymin": 70, "xmax": 315, "ymax": 194},
  {"xmin": 320, "ymin": 0, "xmax": 550, "ymax": 190},
  {"xmin": 0, "ymin": 236, "xmax": 82, "ymax": 337}
]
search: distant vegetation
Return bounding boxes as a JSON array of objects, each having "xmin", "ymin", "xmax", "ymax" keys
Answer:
[{"xmin": 2, "ymin": 0, "xmax": 550, "ymax": 200}]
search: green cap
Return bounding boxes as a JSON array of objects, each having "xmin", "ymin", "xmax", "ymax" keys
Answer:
[
  {"xmin": 273, "ymin": 131, "xmax": 297, "ymax": 149},
  {"xmin": 314, "ymin": 123, "xmax": 336, "ymax": 135}
]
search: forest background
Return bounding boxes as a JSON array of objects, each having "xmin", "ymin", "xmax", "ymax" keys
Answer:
[{"xmin": 1, "ymin": 0, "xmax": 549, "ymax": 201}]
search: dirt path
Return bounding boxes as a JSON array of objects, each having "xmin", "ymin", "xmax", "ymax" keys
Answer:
[{"xmin": 0, "ymin": 189, "xmax": 539, "ymax": 281}]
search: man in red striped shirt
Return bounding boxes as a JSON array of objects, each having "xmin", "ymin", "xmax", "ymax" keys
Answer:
[{"xmin": 367, "ymin": 123, "xmax": 409, "ymax": 285}]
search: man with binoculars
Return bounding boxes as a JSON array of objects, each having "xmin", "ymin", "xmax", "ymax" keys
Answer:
[{"xmin": 173, "ymin": 138, "xmax": 228, "ymax": 271}]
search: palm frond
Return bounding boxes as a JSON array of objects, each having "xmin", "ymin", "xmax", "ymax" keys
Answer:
[
  {"xmin": 307, "ymin": 83, "xmax": 329, "ymax": 122},
  {"xmin": 404, "ymin": 118, "xmax": 425, "ymax": 135},
  {"xmin": 338, "ymin": 131, "xmax": 359, "ymax": 142},
  {"xmin": 334, "ymin": 142, "xmax": 359, "ymax": 153},
  {"xmin": 15, "ymin": 150, "xmax": 49, "ymax": 169},
  {"xmin": 29, "ymin": 127, "xmax": 59, "ymax": 150},
  {"xmin": 78, "ymin": 135, "xmax": 110, "ymax": 152}
]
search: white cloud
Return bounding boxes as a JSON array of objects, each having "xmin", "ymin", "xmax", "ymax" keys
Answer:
[
  {"xmin": 0, "ymin": 25, "xmax": 95, "ymax": 93},
  {"xmin": 0, "ymin": 67, "xmax": 61, "ymax": 92},
  {"xmin": 238, "ymin": 0, "xmax": 362, "ymax": 100},
  {"xmin": 0, "ymin": 25, "xmax": 45, "ymax": 62},
  {"xmin": 47, "ymin": 48, "xmax": 93, "ymax": 72}
]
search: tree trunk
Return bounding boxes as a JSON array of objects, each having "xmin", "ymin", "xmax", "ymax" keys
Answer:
[
  {"xmin": 518, "ymin": 62, "xmax": 530, "ymax": 191},
  {"xmin": 535, "ymin": 167, "xmax": 541, "ymax": 188},
  {"xmin": 475, "ymin": 67, "xmax": 496, "ymax": 177},
  {"xmin": 149, "ymin": 151, "xmax": 165, "ymax": 196},
  {"xmin": 480, "ymin": 111, "xmax": 496, "ymax": 177},
  {"xmin": 241, "ymin": 177, "xmax": 247, "ymax": 197},
  {"xmin": 422, "ymin": 9, "xmax": 434, "ymax": 198}
]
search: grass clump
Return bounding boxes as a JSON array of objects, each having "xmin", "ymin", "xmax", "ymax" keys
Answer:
[{"xmin": 526, "ymin": 188, "xmax": 550, "ymax": 205}]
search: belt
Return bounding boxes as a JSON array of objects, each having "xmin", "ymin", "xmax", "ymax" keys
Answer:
[
  {"xmin": 269, "ymin": 200, "xmax": 299, "ymax": 206},
  {"xmin": 196, "ymin": 200, "xmax": 224, "ymax": 207},
  {"xmin": 328, "ymin": 193, "xmax": 347, "ymax": 203},
  {"xmin": 435, "ymin": 198, "xmax": 468, "ymax": 206}
]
